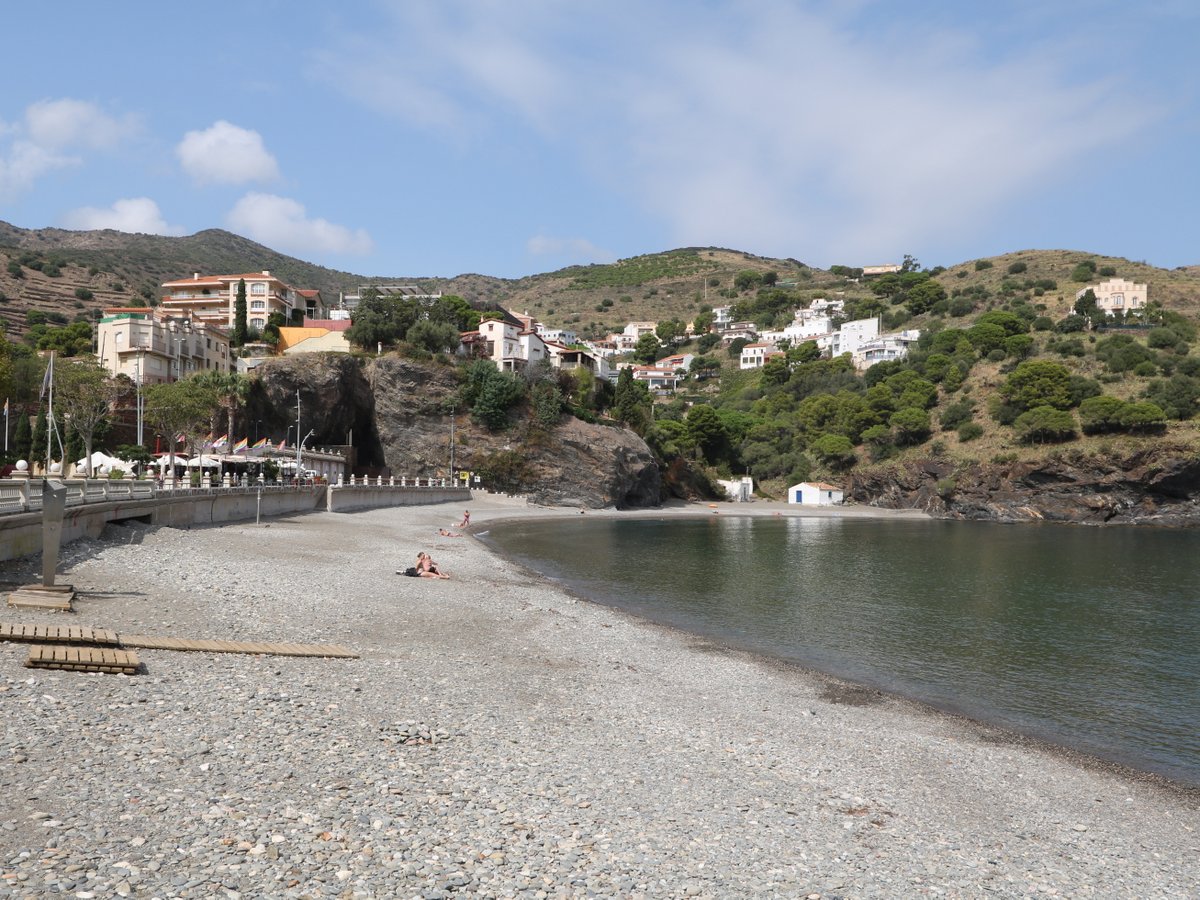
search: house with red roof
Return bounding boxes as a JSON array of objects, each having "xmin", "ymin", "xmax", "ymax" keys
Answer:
[{"xmin": 160, "ymin": 270, "xmax": 310, "ymax": 332}]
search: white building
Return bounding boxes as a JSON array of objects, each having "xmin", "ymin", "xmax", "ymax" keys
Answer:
[
  {"xmin": 824, "ymin": 317, "xmax": 880, "ymax": 357},
  {"xmin": 656, "ymin": 353, "xmax": 695, "ymax": 372},
  {"xmin": 739, "ymin": 342, "xmax": 781, "ymax": 370},
  {"xmin": 1076, "ymin": 278, "xmax": 1148, "ymax": 316},
  {"xmin": 712, "ymin": 305, "xmax": 734, "ymax": 328},
  {"xmin": 537, "ymin": 326, "xmax": 578, "ymax": 346},
  {"xmin": 717, "ymin": 476, "xmax": 754, "ymax": 502},
  {"xmin": 862, "ymin": 264, "xmax": 901, "ymax": 277},
  {"xmin": 97, "ymin": 307, "xmax": 231, "ymax": 384},
  {"xmin": 852, "ymin": 329, "xmax": 922, "ymax": 370},
  {"xmin": 788, "ymin": 482, "xmax": 844, "ymax": 505},
  {"xmin": 629, "ymin": 365, "xmax": 680, "ymax": 392}
]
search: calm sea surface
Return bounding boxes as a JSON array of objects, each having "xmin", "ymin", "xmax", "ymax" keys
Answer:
[{"xmin": 482, "ymin": 516, "xmax": 1200, "ymax": 785}]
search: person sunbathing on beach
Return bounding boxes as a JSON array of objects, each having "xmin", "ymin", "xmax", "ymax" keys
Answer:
[
  {"xmin": 399, "ymin": 566, "xmax": 441, "ymax": 578},
  {"xmin": 437, "ymin": 528, "xmax": 461, "ymax": 537},
  {"xmin": 416, "ymin": 551, "xmax": 450, "ymax": 579}
]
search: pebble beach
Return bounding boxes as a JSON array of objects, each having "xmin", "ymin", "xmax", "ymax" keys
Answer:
[{"xmin": 0, "ymin": 496, "xmax": 1197, "ymax": 899}]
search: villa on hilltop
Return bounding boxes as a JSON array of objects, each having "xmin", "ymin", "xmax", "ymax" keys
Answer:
[{"xmin": 1076, "ymin": 277, "xmax": 1148, "ymax": 316}]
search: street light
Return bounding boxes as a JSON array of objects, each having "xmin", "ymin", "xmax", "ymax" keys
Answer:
[
  {"xmin": 173, "ymin": 338, "xmax": 186, "ymax": 381},
  {"xmin": 254, "ymin": 419, "xmax": 262, "ymax": 443}
]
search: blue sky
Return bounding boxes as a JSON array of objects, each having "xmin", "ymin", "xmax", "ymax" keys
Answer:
[{"xmin": 1, "ymin": 1, "xmax": 1197, "ymax": 279}]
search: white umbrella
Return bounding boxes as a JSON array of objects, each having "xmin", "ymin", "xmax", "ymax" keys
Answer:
[
  {"xmin": 74, "ymin": 451, "xmax": 136, "ymax": 475},
  {"xmin": 185, "ymin": 454, "xmax": 223, "ymax": 469}
]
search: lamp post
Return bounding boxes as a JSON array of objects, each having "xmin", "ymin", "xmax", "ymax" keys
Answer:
[
  {"xmin": 173, "ymin": 338, "xmax": 186, "ymax": 381},
  {"xmin": 254, "ymin": 419, "xmax": 262, "ymax": 443},
  {"xmin": 135, "ymin": 347, "xmax": 144, "ymax": 445}
]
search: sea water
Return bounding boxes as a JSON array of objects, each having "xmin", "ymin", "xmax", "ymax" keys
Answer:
[{"xmin": 483, "ymin": 515, "xmax": 1200, "ymax": 785}]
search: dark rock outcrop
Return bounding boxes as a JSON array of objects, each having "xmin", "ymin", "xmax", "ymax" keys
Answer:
[
  {"xmin": 846, "ymin": 447, "xmax": 1200, "ymax": 526},
  {"xmin": 247, "ymin": 354, "xmax": 384, "ymax": 465},
  {"xmin": 250, "ymin": 354, "xmax": 662, "ymax": 508}
]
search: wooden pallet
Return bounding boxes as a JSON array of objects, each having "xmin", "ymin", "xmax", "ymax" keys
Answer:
[
  {"xmin": 118, "ymin": 635, "xmax": 358, "ymax": 658},
  {"xmin": 7, "ymin": 587, "xmax": 74, "ymax": 611},
  {"xmin": 25, "ymin": 645, "xmax": 140, "ymax": 675},
  {"xmin": 0, "ymin": 622, "xmax": 120, "ymax": 645}
]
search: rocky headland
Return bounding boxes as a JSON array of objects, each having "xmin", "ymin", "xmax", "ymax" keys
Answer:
[
  {"xmin": 847, "ymin": 446, "xmax": 1200, "ymax": 526},
  {"xmin": 245, "ymin": 354, "xmax": 662, "ymax": 509}
]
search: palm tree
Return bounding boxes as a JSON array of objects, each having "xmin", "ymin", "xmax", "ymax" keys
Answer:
[{"xmin": 192, "ymin": 371, "xmax": 249, "ymax": 443}]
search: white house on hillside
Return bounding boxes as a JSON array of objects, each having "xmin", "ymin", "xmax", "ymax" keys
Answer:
[
  {"xmin": 740, "ymin": 342, "xmax": 782, "ymax": 370},
  {"xmin": 852, "ymin": 329, "xmax": 921, "ymax": 370},
  {"xmin": 1076, "ymin": 278, "xmax": 1148, "ymax": 316},
  {"xmin": 824, "ymin": 317, "xmax": 880, "ymax": 356}
]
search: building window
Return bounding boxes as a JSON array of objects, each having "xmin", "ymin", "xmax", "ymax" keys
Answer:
[
  {"xmin": 250, "ymin": 283, "xmax": 267, "ymax": 295},
  {"xmin": 251, "ymin": 318, "xmax": 265, "ymax": 328},
  {"xmin": 251, "ymin": 300, "xmax": 266, "ymax": 311}
]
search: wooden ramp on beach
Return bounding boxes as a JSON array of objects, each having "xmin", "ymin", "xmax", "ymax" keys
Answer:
[
  {"xmin": 0, "ymin": 621, "xmax": 358, "ymax": 660},
  {"xmin": 0, "ymin": 622, "xmax": 120, "ymax": 645},
  {"xmin": 118, "ymin": 634, "xmax": 359, "ymax": 658},
  {"xmin": 26, "ymin": 645, "xmax": 140, "ymax": 675}
]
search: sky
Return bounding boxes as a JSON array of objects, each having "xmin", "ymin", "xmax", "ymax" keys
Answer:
[{"xmin": 1, "ymin": 1, "xmax": 1197, "ymax": 280}]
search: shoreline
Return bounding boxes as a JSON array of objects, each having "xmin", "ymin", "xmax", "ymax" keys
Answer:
[
  {"xmin": 472, "ymin": 500, "xmax": 1200, "ymax": 797},
  {"xmin": 0, "ymin": 497, "xmax": 1196, "ymax": 896}
]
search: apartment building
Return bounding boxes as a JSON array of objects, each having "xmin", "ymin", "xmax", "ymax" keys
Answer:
[
  {"xmin": 97, "ymin": 307, "xmax": 231, "ymax": 384},
  {"xmin": 160, "ymin": 271, "xmax": 305, "ymax": 331}
]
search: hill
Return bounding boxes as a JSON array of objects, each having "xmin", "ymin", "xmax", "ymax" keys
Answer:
[{"xmin": 0, "ymin": 222, "xmax": 823, "ymax": 341}]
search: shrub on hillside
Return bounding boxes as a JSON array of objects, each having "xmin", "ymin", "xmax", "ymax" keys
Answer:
[
  {"xmin": 1007, "ymin": 261, "xmax": 1028, "ymax": 274},
  {"xmin": 974, "ymin": 260, "xmax": 993, "ymax": 271},
  {"xmin": 957, "ymin": 422, "xmax": 984, "ymax": 442}
]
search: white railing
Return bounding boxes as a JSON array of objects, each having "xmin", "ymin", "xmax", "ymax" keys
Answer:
[{"xmin": 0, "ymin": 476, "xmax": 467, "ymax": 516}]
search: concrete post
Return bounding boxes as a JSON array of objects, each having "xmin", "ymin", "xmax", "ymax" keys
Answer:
[{"xmin": 40, "ymin": 479, "xmax": 68, "ymax": 588}]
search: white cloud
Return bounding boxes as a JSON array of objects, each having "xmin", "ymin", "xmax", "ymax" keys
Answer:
[
  {"xmin": 62, "ymin": 197, "xmax": 185, "ymax": 236},
  {"xmin": 226, "ymin": 192, "xmax": 373, "ymax": 256},
  {"xmin": 527, "ymin": 235, "xmax": 615, "ymax": 264},
  {"xmin": 176, "ymin": 121, "xmax": 280, "ymax": 185},
  {"xmin": 24, "ymin": 98, "xmax": 137, "ymax": 149},
  {"xmin": 0, "ymin": 141, "xmax": 77, "ymax": 198},
  {"xmin": 320, "ymin": 2, "xmax": 1157, "ymax": 265},
  {"xmin": 0, "ymin": 98, "xmax": 136, "ymax": 198}
]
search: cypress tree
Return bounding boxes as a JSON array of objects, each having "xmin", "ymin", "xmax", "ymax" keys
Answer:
[
  {"xmin": 233, "ymin": 278, "xmax": 248, "ymax": 346},
  {"xmin": 31, "ymin": 410, "xmax": 48, "ymax": 463},
  {"xmin": 13, "ymin": 413, "xmax": 31, "ymax": 460}
]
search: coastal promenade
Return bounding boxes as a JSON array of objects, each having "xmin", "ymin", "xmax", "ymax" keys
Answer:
[
  {"xmin": 0, "ymin": 475, "xmax": 469, "ymax": 562},
  {"xmin": 0, "ymin": 498, "xmax": 1195, "ymax": 897}
]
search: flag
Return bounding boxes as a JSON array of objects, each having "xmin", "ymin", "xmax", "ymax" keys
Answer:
[
  {"xmin": 175, "ymin": 432, "xmax": 187, "ymax": 444},
  {"xmin": 40, "ymin": 355, "xmax": 54, "ymax": 400},
  {"xmin": 277, "ymin": 439, "xmax": 286, "ymax": 450},
  {"xmin": 233, "ymin": 437, "xmax": 249, "ymax": 453},
  {"xmin": 251, "ymin": 437, "xmax": 268, "ymax": 449},
  {"xmin": 212, "ymin": 434, "xmax": 228, "ymax": 449},
  {"xmin": 203, "ymin": 432, "xmax": 214, "ymax": 448}
]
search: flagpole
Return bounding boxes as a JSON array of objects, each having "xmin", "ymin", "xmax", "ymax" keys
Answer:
[
  {"xmin": 4, "ymin": 399, "xmax": 8, "ymax": 454},
  {"xmin": 45, "ymin": 352, "xmax": 55, "ymax": 474}
]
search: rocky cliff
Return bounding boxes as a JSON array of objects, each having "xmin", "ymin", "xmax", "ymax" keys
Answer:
[
  {"xmin": 846, "ymin": 447, "xmax": 1200, "ymax": 526},
  {"xmin": 248, "ymin": 354, "xmax": 662, "ymax": 509}
]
